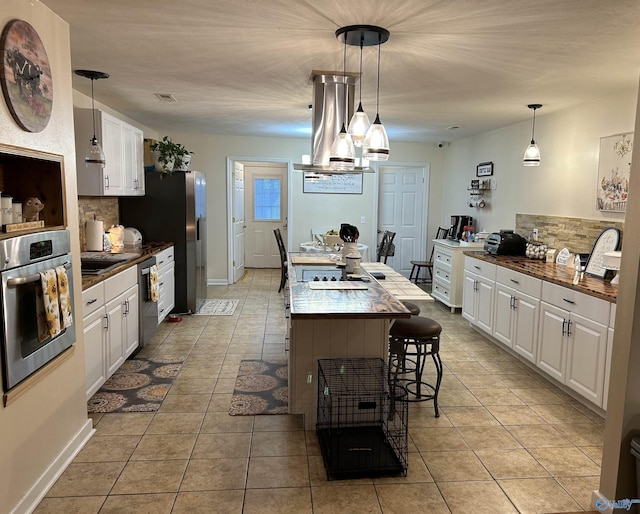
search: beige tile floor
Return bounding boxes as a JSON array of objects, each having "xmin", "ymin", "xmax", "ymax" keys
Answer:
[{"xmin": 35, "ymin": 269, "xmax": 603, "ymax": 514}]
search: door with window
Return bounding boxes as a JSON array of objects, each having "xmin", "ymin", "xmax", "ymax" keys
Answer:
[{"xmin": 244, "ymin": 163, "xmax": 287, "ymax": 268}]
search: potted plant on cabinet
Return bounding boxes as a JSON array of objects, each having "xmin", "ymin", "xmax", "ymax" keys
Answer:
[{"xmin": 150, "ymin": 137, "xmax": 194, "ymax": 175}]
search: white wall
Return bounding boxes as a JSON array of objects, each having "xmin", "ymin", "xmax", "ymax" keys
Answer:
[{"xmin": 442, "ymin": 91, "xmax": 637, "ymax": 234}]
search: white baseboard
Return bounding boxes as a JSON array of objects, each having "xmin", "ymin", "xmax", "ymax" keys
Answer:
[
  {"xmin": 592, "ymin": 490, "xmax": 613, "ymax": 513},
  {"xmin": 11, "ymin": 419, "xmax": 95, "ymax": 514},
  {"xmin": 207, "ymin": 279, "xmax": 228, "ymax": 285}
]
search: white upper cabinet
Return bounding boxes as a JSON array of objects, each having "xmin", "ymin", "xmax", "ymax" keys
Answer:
[{"xmin": 74, "ymin": 108, "xmax": 145, "ymax": 196}]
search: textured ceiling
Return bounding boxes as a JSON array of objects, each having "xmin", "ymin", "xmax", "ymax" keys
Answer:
[{"xmin": 41, "ymin": 0, "xmax": 640, "ymax": 142}]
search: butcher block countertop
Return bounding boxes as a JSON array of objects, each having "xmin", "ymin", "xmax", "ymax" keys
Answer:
[
  {"xmin": 464, "ymin": 252, "xmax": 617, "ymax": 303},
  {"xmin": 81, "ymin": 241, "xmax": 173, "ymax": 290}
]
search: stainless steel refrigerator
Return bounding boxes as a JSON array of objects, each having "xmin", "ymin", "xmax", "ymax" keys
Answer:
[{"xmin": 120, "ymin": 170, "xmax": 206, "ymax": 314}]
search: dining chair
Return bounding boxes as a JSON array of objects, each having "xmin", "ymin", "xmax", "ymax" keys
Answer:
[
  {"xmin": 409, "ymin": 226, "xmax": 449, "ymax": 284},
  {"xmin": 376, "ymin": 230, "xmax": 396, "ymax": 264},
  {"xmin": 274, "ymin": 228, "xmax": 288, "ymax": 293}
]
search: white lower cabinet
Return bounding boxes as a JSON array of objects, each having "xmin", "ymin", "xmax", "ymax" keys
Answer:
[
  {"xmin": 493, "ymin": 268, "xmax": 541, "ymax": 363},
  {"xmin": 83, "ymin": 266, "xmax": 139, "ymax": 400},
  {"xmin": 156, "ymin": 246, "xmax": 175, "ymax": 323},
  {"xmin": 461, "ymin": 258, "xmax": 496, "ymax": 334},
  {"xmin": 537, "ymin": 283, "xmax": 609, "ymax": 407}
]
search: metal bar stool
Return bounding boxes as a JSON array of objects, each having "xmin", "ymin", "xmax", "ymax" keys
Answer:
[{"xmin": 389, "ymin": 316, "xmax": 443, "ymax": 417}]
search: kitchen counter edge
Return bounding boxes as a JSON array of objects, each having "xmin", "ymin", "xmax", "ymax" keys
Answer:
[
  {"xmin": 463, "ymin": 252, "xmax": 617, "ymax": 303},
  {"xmin": 81, "ymin": 242, "xmax": 174, "ymax": 291}
]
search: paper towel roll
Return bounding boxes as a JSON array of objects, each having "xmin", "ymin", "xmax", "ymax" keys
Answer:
[{"xmin": 86, "ymin": 220, "xmax": 104, "ymax": 251}]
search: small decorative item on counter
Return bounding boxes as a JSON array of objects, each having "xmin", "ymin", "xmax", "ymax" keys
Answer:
[
  {"xmin": 1, "ymin": 193, "xmax": 13, "ymax": 225},
  {"xmin": 23, "ymin": 197, "xmax": 44, "ymax": 221},
  {"xmin": 525, "ymin": 241, "xmax": 548, "ymax": 260},
  {"xmin": 461, "ymin": 225, "xmax": 468, "ymax": 242},
  {"xmin": 12, "ymin": 199, "xmax": 22, "ymax": 223},
  {"xmin": 467, "ymin": 226, "xmax": 475, "ymax": 242},
  {"xmin": 545, "ymin": 248, "xmax": 557, "ymax": 263}
]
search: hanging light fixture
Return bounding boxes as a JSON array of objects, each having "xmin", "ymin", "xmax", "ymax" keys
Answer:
[
  {"xmin": 329, "ymin": 32, "xmax": 355, "ymax": 171},
  {"xmin": 523, "ymin": 103, "xmax": 542, "ymax": 167},
  {"xmin": 347, "ymin": 37, "xmax": 370, "ymax": 146},
  {"xmin": 74, "ymin": 69, "xmax": 110, "ymax": 167},
  {"xmin": 362, "ymin": 29, "xmax": 390, "ymax": 161}
]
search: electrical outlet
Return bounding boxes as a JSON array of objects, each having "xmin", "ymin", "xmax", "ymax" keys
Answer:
[
  {"xmin": 360, "ymin": 216, "xmax": 366, "ymax": 224},
  {"xmin": 532, "ymin": 228, "xmax": 539, "ymax": 240}
]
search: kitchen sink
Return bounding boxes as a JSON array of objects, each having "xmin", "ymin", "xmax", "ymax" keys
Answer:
[{"xmin": 81, "ymin": 252, "xmax": 140, "ymax": 275}]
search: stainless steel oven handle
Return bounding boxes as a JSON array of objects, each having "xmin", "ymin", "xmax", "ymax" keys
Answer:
[{"xmin": 6, "ymin": 261, "xmax": 71, "ymax": 287}]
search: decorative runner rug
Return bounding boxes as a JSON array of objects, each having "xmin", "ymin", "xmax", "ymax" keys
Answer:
[
  {"xmin": 195, "ymin": 299, "xmax": 239, "ymax": 316},
  {"xmin": 229, "ymin": 359, "xmax": 288, "ymax": 415},
  {"xmin": 87, "ymin": 356, "xmax": 184, "ymax": 413}
]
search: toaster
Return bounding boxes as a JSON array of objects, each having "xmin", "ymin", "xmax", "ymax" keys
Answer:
[
  {"xmin": 123, "ymin": 227, "xmax": 142, "ymax": 246},
  {"xmin": 484, "ymin": 230, "xmax": 526, "ymax": 256}
]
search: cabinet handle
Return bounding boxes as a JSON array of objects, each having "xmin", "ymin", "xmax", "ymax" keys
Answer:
[
  {"xmin": 105, "ymin": 175, "xmax": 110, "ymax": 189},
  {"xmin": 561, "ymin": 319, "xmax": 567, "ymax": 336},
  {"xmin": 562, "ymin": 298, "xmax": 575, "ymax": 304},
  {"xmin": 510, "ymin": 279, "xmax": 520, "ymax": 284},
  {"xmin": 103, "ymin": 315, "xmax": 109, "ymax": 331},
  {"xmin": 124, "ymin": 299, "xmax": 129, "ymax": 315},
  {"xmin": 566, "ymin": 319, "xmax": 572, "ymax": 336},
  {"xmin": 474, "ymin": 280, "xmax": 479, "ymax": 292},
  {"xmin": 474, "ymin": 265, "xmax": 481, "ymax": 270},
  {"xmin": 86, "ymin": 298, "xmax": 98, "ymax": 305}
]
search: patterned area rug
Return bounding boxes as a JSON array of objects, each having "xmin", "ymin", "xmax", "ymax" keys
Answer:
[
  {"xmin": 229, "ymin": 358, "xmax": 288, "ymax": 415},
  {"xmin": 195, "ymin": 299, "xmax": 239, "ymax": 316},
  {"xmin": 87, "ymin": 356, "xmax": 184, "ymax": 413}
]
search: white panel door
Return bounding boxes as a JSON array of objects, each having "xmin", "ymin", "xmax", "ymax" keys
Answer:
[
  {"xmin": 233, "ymin": 161, "xmax": 245, "ymax": 282},
  {"xmin": 244, "ymin": 163, "xmax": 287, "ymax": 269},
  {"xmin": 378, "ymin": 165, "xmax": 426, "ymax": 276}
]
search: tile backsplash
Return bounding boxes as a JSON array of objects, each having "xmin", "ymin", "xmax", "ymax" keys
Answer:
[
  {"xmin": 516, "ymin": 213, "xmax": 624, "ymax": 254},
  {"xmin": 78, "ymin": 197, "xmax": 119, "ymax": 250}
]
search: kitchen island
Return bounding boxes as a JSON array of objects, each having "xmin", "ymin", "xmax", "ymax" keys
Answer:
[{"xmin": 287, "ymin": 254, "xmax": 430, "ymax": 429}]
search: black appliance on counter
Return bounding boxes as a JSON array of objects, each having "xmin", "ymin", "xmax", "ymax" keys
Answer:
[
  {"xmin": 484, "ymin": 230, "xmax": 527, "ymax": 255},
  {"xmin": 448, "ymin": 215, "xmax": 473, "ymax": 240}
]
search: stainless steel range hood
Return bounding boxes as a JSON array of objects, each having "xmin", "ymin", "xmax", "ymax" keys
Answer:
[{"xmin": 294, "ymin": 71, "xmax": 372, "ymax": 173}]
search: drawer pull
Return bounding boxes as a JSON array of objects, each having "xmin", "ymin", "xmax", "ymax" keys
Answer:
[
  {"xmin": 562, "ymin": 298, "xmax": 575, "ymax": 304},
  {"xmin": 510, "ymin": 279, "xmax": 520, "ymax": 284},
  {"xmin": 86, "ymin": 298, "xmax": 98, "ymax": 305}
]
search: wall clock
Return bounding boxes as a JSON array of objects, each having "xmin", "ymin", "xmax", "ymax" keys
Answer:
[
  {"xmin": 585, "ymin": 227, "xmax": 621, "ymax": 278},
  {"xmin": 0, "ymin": 19, "xmax": 53, "ymax": 132}
]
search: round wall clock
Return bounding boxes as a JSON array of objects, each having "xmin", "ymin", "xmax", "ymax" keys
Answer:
[{"xmin": 0, "ymin": 19, "xmax": 53, "ymax": 132}]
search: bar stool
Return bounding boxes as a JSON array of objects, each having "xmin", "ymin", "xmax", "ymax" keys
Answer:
[{"xmin": 389, "ymin": 316, "xmax": 443, "ymax": 417}]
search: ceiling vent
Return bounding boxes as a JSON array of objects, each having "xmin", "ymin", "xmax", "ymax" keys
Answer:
[{"xmin": 154, "ymin": 93, "xmax": 177, "ymax": 102}]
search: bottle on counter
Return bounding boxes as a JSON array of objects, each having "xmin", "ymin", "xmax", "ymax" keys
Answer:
[{"xmin": 468, "ymin": 226, "xmax": 475, "ymax": 242}]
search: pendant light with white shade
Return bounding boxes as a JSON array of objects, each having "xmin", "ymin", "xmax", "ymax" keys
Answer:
[
  {"xmin": 329, "ymin": 32, "xmax": 355, "ymax": 171},
  {"xmin": 523, "ymin": 103, "xmax": 542, "ymax": 167},
  {"xmin": 347, "ymin": 37, "xmax": 370, "ymax": 146},
  {"xmin": 74, "ymin": 69, "xmax": 110, "ymax": 168},
  {"xmin": 363, "ymin": 30, "xmax": 390, "ymax": 161}
]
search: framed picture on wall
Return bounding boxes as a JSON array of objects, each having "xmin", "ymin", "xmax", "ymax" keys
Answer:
[
  {"xmin": 476, "ymin": 162, "xmax": 493, "ymax": 177},
  {"xmin": 596, "ymin": 132, "xmax": 633, "ymax": 212}
]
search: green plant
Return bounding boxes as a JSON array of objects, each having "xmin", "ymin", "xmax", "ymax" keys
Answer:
[{"xmin": 150, "ymin": 136, "xmax": 193, "ymax": 174}]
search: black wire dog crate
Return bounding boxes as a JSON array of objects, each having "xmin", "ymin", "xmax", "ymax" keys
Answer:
[{"xmin": 316, "ymin": 358, "xmax": 408, "ymax": 479}]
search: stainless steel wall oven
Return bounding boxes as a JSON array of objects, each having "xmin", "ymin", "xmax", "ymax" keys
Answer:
[{"xmin": 0, "ymin": 230, "xmax": 76, "ymax": 391}]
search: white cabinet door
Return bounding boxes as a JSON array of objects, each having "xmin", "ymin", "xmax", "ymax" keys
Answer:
[
  {"xmin": 537, "ymin": 302, "xmax": 567, "ymax": 382},
  {"xmin": 133, "ymin": 127, "xmax": 145, "ymax": 194},
  {"xmin": 101, "ymin": 112, "xmax": 124, "ymax": 195},
  {"xmin": 493, "ymin": 284, "xmax": 515, "ymax": 347},
  {"xmin": 512, "ymin": 292, "xmax": 539, "ymax": 363},
  {"xmin": 461, "ymin": 270, "xmax": 477, "ymax": 323},
  {"xmin": 475, "ymin": 276, "xmax": 495, "ymax": 334},
  {"xmin": 604, "ymin": 327, "xmax": 614, "ymax": 411},
  {"xmin": 84, "ymin": 308, "xmax": 106, "ymax": 400},
  {"xmin": 565, "ymin": 312, "xmax": 607, "ymax": 405},
  {"xmin": 122, "ymin": 124, "xmax": 144, "ymax": 195},
  {"xmin": 123, "ymin": 284, "xmax": 139, "ymax": 357},
  {"xmin": 105, "ymin": 291, "xmax": 126, "ymax": 376}
]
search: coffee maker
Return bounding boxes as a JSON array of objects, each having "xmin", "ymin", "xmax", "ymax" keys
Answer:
[{"xmin": 448, "ymin": 215, "xmax": 473, "ymax": 240}]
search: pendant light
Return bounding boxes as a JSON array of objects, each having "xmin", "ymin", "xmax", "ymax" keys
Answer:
[
  {"xmin": 347, "ymin": 37, "xmax": 370, "ymax": 146},
  {"xmin": 74, "ymin": 69, "xmax": 110, "ymax": 167},
  {"xmin": 329, "ymin": 33, "xmax": 355, "ymax": 171},
  {"xmin": 523, "ymin": 103, "xmax": 542, "ymax": 167},
  {"xmin": 363, "ymin": 31, "xmax": 390, "ymax": 161}
]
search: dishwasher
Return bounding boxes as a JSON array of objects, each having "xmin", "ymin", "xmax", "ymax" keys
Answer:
[{"xmin": 137, "ymin": 256, "xmax": 159, "ymax": 352}]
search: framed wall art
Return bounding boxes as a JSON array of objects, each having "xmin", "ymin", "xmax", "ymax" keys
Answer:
[
  {"xmin": 303, "ymin": 172, "xmax": 363, "ymax": 194},
  {"xmin": 0, "ymin": 19, "xmax": 53, "ymax": 132},
  {"xmin": 597, "ymin": 132, "xmax": 633, "ymax": 212},
  {"xmin": 476, "ymin": 162, "xmax": 493, "ymax": 177},
  {"xmin": 585, "ymin": 226, "xmax": 621, "ymax": 278}
]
